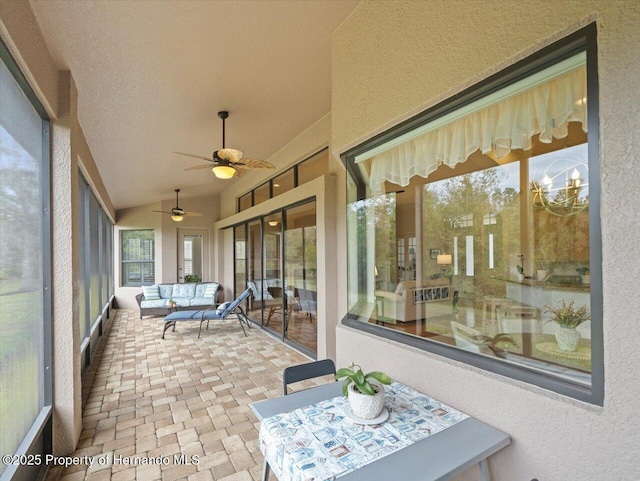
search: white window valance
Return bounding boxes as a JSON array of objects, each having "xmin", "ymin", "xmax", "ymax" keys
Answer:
[{"xmin": 359, "ymin": 61, "xmax": 587, "ymax": 195}]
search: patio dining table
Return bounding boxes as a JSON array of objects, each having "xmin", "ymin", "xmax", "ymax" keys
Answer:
[{"xmin": 250, "ymin": 381, "xmax": 510, "ymax": 481}]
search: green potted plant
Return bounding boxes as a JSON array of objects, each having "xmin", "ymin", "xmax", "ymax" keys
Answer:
[
  {"xmin": 184, "ymin": 274, "xmax": 201, "ymax": 283},
  {"xmin": 545, "ymin": 300, "xmax": 590, "ymax": 352},
  {"xmin": 167, "ymin": 299, "xmax": 177, "ymax": 308},
  {"xmin": 576, "ymin": 266, "xmax": 590, "ymax": 285},
  {"xmin": 335, "ymin": 363, "xmax": 391, "ymax": 420}
]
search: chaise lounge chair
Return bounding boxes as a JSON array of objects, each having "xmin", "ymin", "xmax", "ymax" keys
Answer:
[{"xmin": 162, "ymin": 288, "xmax": 252, "ymax": 339}]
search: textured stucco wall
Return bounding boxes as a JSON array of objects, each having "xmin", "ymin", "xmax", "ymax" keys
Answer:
[
  {"xmin": 332, "ymin": 1, "xmax": 640, "ymax": 479},
  {"xmin": 0, "ymin": 0, "xmax": 59, "ymax": 117},
  {"xmin": 51, "ymin": 71, "xmax": 82, "ymax": 455}
]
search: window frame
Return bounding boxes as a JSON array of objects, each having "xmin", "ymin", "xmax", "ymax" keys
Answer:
[
  {"xmin": 120, "ymin": 229, "xmax": 155, "ymax": 287},
  {"xmin": 236, "ymin": 147, "xmax": 329, "ymax": 213},
  {"xmin": 340, "ymin": 24, "xmax": 602, "ymax": 405}
]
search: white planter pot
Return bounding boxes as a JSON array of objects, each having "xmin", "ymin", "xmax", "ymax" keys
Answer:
[
  {"xmin": 517, "ymin": 273, "xmax": 524, "ymax": 283},
  {"xmin": 348, "ymin": 381, "xmax": 385, "ymax": 419},
  {"xmin": 555, "ymin": 326, "xmax": 581, "ymax": 352}
]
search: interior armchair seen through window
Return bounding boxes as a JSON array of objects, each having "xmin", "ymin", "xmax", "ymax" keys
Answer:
[{"xmin": 346, "ymin": 51, "xmax": 597, "ymax": 392}]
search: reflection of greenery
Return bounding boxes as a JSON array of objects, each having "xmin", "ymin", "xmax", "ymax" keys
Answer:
[{"xmin": 422, "ymin": 168, "xmax": 519, "ymax": 298}]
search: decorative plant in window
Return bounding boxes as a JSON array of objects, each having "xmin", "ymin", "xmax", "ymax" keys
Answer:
[
  {"xmin": 545, "ymin": 300, "xmax": 590, "ymax": 352},
  {"xmin": 336, "ymin": 363, "xmax": 391, "ymax": 420},
  {"xmin": 184, "ymin": 274, "xmax": 201, "ymax": 283}
]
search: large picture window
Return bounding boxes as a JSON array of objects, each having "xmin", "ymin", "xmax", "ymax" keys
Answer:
[
  {"xmin": 343, "ymin": 26, "xmax": 601, "ymax": 404},
  {"xmin": 121, "ymin": 230, "xmax": 155, "ymax": 286}
]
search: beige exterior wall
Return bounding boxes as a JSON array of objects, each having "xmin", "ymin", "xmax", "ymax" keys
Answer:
[{"xmin": 332, "ymin": 1, "xmax": 640, "ymax": 480}]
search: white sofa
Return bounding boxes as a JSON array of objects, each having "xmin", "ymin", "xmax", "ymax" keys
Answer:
[{"xmin": 375, "ymin": 279, "xmax": 453, "ymax": 323}]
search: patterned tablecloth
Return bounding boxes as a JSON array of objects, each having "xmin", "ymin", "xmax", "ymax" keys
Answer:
[{"xmin": 258, "ymin": 382, "xmax": 469, "ymax": 481}]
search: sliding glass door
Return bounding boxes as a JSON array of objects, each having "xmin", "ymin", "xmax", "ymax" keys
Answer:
[
  {"xmin": 284, "ymin": 201, "xmax": 317, "ymax": 353},
  {"xmin": 232, "ymin": 199, "xmax": 317, "ymax": 356}
]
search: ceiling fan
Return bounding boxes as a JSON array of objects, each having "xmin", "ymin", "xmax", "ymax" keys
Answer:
[
  {"xmin": 174, "ymin": 111, "xmax": 275, "ymax": 179},
  {"xmin": 152, "ymin": 189, "xmax": 203, "ymax": 222}
]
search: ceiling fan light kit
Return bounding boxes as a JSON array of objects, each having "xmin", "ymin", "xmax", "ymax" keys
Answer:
[
  {"xmin": 175, "ymin": 111, "xmax": 275, "ymax": 178},
  {"xmin": 152, "ymin": 189, "xmax": 203, "ymax": 222},
  {"xmin": 212, "ymin": 164, "xmax": 237, "ymax": 179}
]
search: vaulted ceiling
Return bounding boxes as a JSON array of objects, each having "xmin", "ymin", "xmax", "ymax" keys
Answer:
[{"xmin": 30, "ymin": 0, "xmax": 359, "ymax": 209}]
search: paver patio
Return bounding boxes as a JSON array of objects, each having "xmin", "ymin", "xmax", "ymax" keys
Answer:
[{"xmin": 45, "ymin": 308, "xmax": 329, "ymax": 481}]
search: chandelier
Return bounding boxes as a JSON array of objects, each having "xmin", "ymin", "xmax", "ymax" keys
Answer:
[{"xmin": 531, "ymin": 160, "xmax": 589, "ymax": 217}]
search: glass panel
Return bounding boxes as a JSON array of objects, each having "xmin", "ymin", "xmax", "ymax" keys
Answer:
[
  {"xmin": 234, "ymin": 225, "xmax": 247, "ymax": 298},
  {"xmin": 89, "ymin": 193, "xmax": 101, "ymax": 323},
  {"xmin": 101, "ymin": 210, "xmax": 108, "ymax": 308},
  {"xmin": 78, "ymin": 175, "xmax": 88, "ymax": 342},
  {"xmin": 238, "ymin": 192, "xmax": 252, "ymax": 212},
  {"xmin": 284, "ymin": 202, "xmax": 317, "ymax": 353},
  {"xmin": 297, "ymin": 149, "xmax": 329, "ymax": 185},
  {"xmin": 121, "ymin": 230, "xmax": 155, "ymax": 286},
  {"xmin": 273, "ymin": 169, "xmax": 295, "ymax": 196},
  {"xmin": 183, "ymin": 234, "xmax": 203, "ymax": 282},
  {"xmin": 347, "ymin": 63, "xmax": 592, "ymax": 387},
  {"xmin": 263, "ymin": 213, "xmax": 283, "ymax": 336},
  {"xmin": 0, "ymin": 58, "xmax": 45, "ymax": 476},
  {"xmin": 247, "ymin": 220, "xmax": 263, "ymax": 323},
  {"xmin": 254, "ymin": 182, "xmax": 270, "ymax": 206}
]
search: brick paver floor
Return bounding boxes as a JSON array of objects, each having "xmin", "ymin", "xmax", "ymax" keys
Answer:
[{"xmin": 46, "ymin": 309, "xmax": 328, "ymax": 481}]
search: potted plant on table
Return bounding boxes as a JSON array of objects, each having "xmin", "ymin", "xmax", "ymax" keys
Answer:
[
  {"xmin": 545, "ymin": 300, "xmax": 590, "ymax": 352},
  {"xmin": 336, "ymin": 363, "xmax": 391, "ymax": 420},
  {"xmin": 576, "ymin": 267, "xmax": 590, "ymax": 285},
  {"xmin": 167, "ymin": 299, "xmax": 177, "ymax": 309}
]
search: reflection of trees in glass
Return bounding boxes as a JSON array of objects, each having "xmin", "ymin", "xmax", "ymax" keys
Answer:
[
  {"xmin": 0, "ymin": 135, "xmax": 41, "ymax": 290},
  {"xmin": 423, "ymin": 167, "xmax": 519, "ymax": 297}
]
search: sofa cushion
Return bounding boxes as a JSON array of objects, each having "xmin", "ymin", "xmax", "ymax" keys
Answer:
[
  {"xmin": 195, "ymin": 283, "xmax": 207, "ymax": 297},
  {"xmin": 173, "ymin": 298, "xmax": 192, "ymax": 308},
  {"xmin": 190, "ymin": 297, "xmax": 216, "ymax": 307},
  {"xmin": 140, "ymin": 299, "xmax": 168, "ymax": 308},
  {"xmin": 142, "ymin": 285, "xmax": 160, "ymax": 300},
  {"xmin": 204, "ymin": 283, "xmax": 219, "ymax": 298},
  {"xmin": 158, "ymin": 284, "xmax": 173, "ymax": 299},
  {"xmin": 172, "ymin": 283, "xmax": 196, "ymax": 299}
]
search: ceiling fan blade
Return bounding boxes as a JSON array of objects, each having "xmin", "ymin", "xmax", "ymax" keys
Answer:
[
  {"xmin": 152, "ymin": 210, "xmax": 174, "ymax": 214},
  {"xmin": 233, "ymin": 158, "xmax": 276, "ymax": 170},
  {"xmin": 183, "ymin": 211, "xmax": 203, "ymax": 217},
  {"xmin": 173, "ymin": 151, "xmax": 215, "ymax": 162},
  {"xmin": 234, "ymin": 167, "xmax": 247, "ymax": 177},
  {"xmin": 185, "ymin": 164, "xmax": 215, "ymax": 171},
  {"xmin": 217, "ymin": 148, "xmax": 243, "ymax": 163}
]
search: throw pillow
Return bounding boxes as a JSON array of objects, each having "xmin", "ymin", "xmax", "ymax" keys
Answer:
[
  {"xmin": 204, "ymin": 283, "xmax": 218, "ymax": 298},
  {"xmin": 142, "ymin": 285, "xmax": 160, "ymax": 300},
  {"xmin": 216, "ymin": 301, "xmax": 231, "ymax": 314}
]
